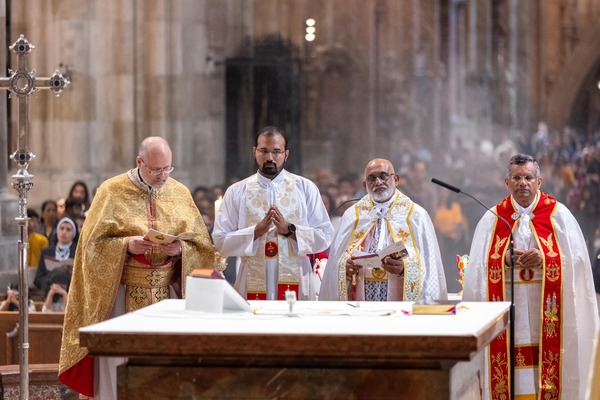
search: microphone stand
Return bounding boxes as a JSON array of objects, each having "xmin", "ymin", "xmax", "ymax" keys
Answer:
[{"xmin": 432, "ymin": 178, "xmax": 515, "ymax": 400}]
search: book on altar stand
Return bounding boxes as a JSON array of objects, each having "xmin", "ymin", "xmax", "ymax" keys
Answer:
[
  {"xmin": 43, "ymin": 256, "xmax": 74, "ymax": 271},
  {"xmin": 144, "ymin": 228, "xmax": 199, "ymax": 245},
  {"xmin": 412, "ymin": 299, "xmax": 463, "ymax": 315},
  {"xmin": 350, "ymin": 240, "xmax": 409, "ymax": 269}
]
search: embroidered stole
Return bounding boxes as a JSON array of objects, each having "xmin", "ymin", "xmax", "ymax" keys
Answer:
[
  {"xmin": 486, "ymin": 192, "xmax": 562, "ymax": 400},
  {"xmin": 243, "ymin": 174, "xmax": 300, "ymax": 300},
  {"xmin": 338, "ymin": 190, "xmax": 423, "ymax": 301}
]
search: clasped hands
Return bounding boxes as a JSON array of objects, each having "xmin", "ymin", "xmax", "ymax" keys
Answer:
[
  {"xmin": 504, "ymin": 247, "xmax": 543, "ymax": 268},
  {"xmin": 47, "ymin": 283, "xmax": 68, "ymax": 299},
  {"xmin": 128, "ymin": 236, "xmax": 182, "ymax": 257},
  {"xmin": 254, "ymin": 205, "xmax": 292, "ymax": 239},
  {"xmin": 346, "ymin": 255, "xmax": 405, "ymax": 277}
]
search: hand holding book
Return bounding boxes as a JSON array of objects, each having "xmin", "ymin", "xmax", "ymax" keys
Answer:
[
  {"xmin": 144, "ymin": 228, "xmax": 199, "ymax": 245},
  {"xmin": 350, "ymin": 240, "xmax": 408, "ymax": 269}
]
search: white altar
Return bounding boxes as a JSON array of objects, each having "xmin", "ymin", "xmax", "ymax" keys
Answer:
[{"xmin": 80, "ymin": 300, "xmax": 510, "ymax": 399}]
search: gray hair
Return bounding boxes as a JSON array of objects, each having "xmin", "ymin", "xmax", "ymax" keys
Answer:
[{"xmin": 506, "ymin": 153, "xmax": 541, "ymax": 178}]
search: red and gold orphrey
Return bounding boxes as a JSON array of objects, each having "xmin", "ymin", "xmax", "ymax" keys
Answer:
[{"xmin": 486, "ymin": 192, "xmax": 562, "ymax": 400}]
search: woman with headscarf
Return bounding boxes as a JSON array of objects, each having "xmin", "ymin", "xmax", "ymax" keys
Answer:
[{"xmin": 34, "ymin": 217, "xmax": 78, "ymax": 290}]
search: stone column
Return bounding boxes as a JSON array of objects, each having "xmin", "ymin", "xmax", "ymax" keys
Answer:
[{"xmin": 0, "ymin": 0, "xmax": 20, "ymax": 282}]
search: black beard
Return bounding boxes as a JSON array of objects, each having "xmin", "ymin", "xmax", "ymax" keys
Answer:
[{"xmin": 260, "ymin": 161, "xmax": 279, "ymax": 177}]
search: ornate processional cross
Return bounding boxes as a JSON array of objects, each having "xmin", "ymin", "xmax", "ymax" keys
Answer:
[{"xmin": 0, "ymin": 34, "xmax": 69, "ymax": 399}]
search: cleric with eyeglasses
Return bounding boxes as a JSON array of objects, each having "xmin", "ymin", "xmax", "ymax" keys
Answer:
[
  {"xmin": 59, "ymin": 136, "xmax": 214, "ymax": 399},
  {"xmin": 320, "ymin": 158, "xmax": 448, "ymax": 302},
  {"xmin": 213, "ymin": 126, "xmax": 334, "ymax": 301}
]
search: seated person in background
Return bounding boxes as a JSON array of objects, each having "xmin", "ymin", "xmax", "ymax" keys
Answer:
[
  {"xmin": 0, "ymin": 283, "xmax": 36, "ymax": 312},
  {"xmin": 35, "ymin": 217, "xmax": 77, "ymax": 290},
  {"xmin": 73, "ymin": 214, "xmax": 86, "ymax": 234},
  {"xmin": 68, "ymin": 180, "xmax": 91, "ymax": 214},
  {"xmin": 37, "ymin": 200, "xmax": 58, "ymax": 240},
  {"xmin": 42, "ymin": 268, "xmax": 71, "ymax": 312},
  {"xmin": 56, "ymin": 197, "xmax": 66, "ymax": 220},
  {"xmin": 27, "ymin": 208, "xmax": 49, "ymax": 269},
  {"xmin": 48, "ymin": 197, "xmax": 83, "ymax": 247}
]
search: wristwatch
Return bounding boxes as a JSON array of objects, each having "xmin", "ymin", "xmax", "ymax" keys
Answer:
[{"xmin": 285, "ymin": 223, "xmax": 296, "ymax": 237}]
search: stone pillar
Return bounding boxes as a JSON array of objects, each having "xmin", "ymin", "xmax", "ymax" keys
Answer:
[{"xmin": 0, "ymin": 0, "xmax": 20, "ymax": 283}]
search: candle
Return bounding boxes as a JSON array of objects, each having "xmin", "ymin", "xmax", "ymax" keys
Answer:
[{"xmin": 214, "ymin": 196, "xmax": 223, "ymax": 216}]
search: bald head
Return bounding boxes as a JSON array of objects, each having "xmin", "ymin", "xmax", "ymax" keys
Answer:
[
  {"xmin": 364, "ymin": 158, "xmax": 395, "ymax": 177},
  {"xmin": 363, "ymin": 158, "xmax": 399, "ymax": 203},
  {"xmin": 136, "ymin": 136, "xmax": 173, "ymax": 190},
  {"xmin": 139, "ymin": 136, "xmax": 172, "ymax": 160}
]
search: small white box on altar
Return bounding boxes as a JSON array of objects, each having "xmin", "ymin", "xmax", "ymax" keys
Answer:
[{"xmin": 185, "ymin": 275, "xmax": 252, "ymax": 313}]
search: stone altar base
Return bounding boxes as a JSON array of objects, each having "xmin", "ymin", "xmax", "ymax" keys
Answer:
[
  {"xmin": 0, "ymin": 364, "xmax": 62, "ymax": 400},
  {"xmin": 118, "ymin": 363, "xmax": 482, "ymax": 400}
]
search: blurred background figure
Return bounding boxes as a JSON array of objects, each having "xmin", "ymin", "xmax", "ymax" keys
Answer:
[
  {"xmin": 68, "ymin": 181, "xmax": 91, "ymax": 214},
  {"xmin": 35, "ymin": 217, "xmax": 78, "ymax": 290},
  {"xmin": 38, "ymin": 200, "xmax": 58, "ymax": 241},
  {"xmin": 0, "ymin": 283, "xmax": 36, "ymax": 312},
  {"xmin": 27, "ymin": 208, "xmax": 49, "ymax": 270},
  {"xmin": 56, "ymin": 197, "xmax": 66, "ymax": 220},
  {"xmin": 41, "ymin": 268, "xmax": 71, "ymax": 312}
]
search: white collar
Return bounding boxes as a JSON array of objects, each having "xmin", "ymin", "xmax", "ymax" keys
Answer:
[{"xmin": 256, "ymin": 169, "xmax": 286, "ymax": 187}]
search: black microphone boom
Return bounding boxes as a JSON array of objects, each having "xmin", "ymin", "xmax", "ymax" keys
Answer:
[
  {"xmin": 431, "ymin": 177, "xmax": 516, "ymax": 400},
  {"xmin": 430, "ymin": 178, "xmax": 461, "ymax": 193},
  {"xmin": 329, "ymin": 198, "xmax": 361, "ymax": 217}
]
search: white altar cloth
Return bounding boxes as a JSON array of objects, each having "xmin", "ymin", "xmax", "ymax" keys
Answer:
[{"xmin": 80, "ymin": 299, "xmax": 510, "ymax": 338}]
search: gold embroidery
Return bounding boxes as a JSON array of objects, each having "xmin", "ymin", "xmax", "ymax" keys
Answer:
[
  {"xmin": 539, "ymin": 233, "xmax": 558, "ymax": 257},
  {"xmin": 372, "ymin": 267, "xmax": 386, "ymax": 279},
  {"xmin": 491, "ymin": 235, "xmax": 508, "ymax": 259},
  {"xmin": 543, "ymin": 292, "xmax": 559, "ymax": 338},
  {"xmin": 489, "ymin": 264, "xmax": 503, "ymax": 284},
  {"xmin": 490, "ymin": 352, "xmax": 508, "ymax": 399},
  {"xmin": 395, "ymin": 228, "xmax": 410, "ymax": 243},
  {"xmin": 541, "ymin": 351, "xmax": 559, "ymax": 398},
  {"xmin": 515, "ymin": 348, "xmax": 525, "ymax": 367},
  {"xmin": 546, "ymin": 260, "xmax": 560, "ymax": 282}
]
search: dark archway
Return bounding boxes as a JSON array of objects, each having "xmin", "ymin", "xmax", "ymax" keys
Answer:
[
  {"xmin": 546, "ymin": 23, "xmax": 600, "ymax": 135},
  {"xmin": 225, "ymin": 35, "xmax": 302, "ymax": 183}
]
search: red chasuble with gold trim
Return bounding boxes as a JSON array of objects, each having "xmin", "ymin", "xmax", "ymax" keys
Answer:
[{"xmin": 486, "ymin": 192, "xmax": 562, "ymax": 400}]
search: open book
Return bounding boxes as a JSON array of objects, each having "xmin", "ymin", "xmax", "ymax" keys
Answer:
[
  {"xmin": 43, "ymin": 256, "xmax": 74, "ymax": 271},
  {"xmin": 350, "ymin": 240, "xmax": 408, "ymax": 269},
  {"xmin": 144, "ymin": 228, "xmax": 199, "ymax": 245}
]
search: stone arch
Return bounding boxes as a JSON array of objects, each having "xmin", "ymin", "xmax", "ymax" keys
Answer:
[{"xmin": 546, "ymin": 23, "xmax": 600, "ymax": 131}]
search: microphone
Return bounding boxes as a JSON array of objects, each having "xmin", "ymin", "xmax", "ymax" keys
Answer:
[
  {"xmin": 431, "ymin": 178, "xmax": 460, "ymax": 193},
  {"xmin": 329, "ymin": 198, "xmax": 361, "ymax": 217},
  {"xmin": 432, "ymin": 178, "xmax": 516, "ymax": 400}
]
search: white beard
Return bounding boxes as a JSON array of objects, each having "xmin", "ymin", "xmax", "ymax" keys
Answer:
[{"xmin": 371, "ymin": 186, "xmax": 395, "ymax": 203}]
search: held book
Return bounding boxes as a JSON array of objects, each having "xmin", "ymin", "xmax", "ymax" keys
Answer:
[
  {"xmin": 144, "ymin": 228, "xmax": 198, "ymax": 245},
  {"xmin": 350, "ymin": 240, "xmax": 409, "ymax": 269},
  {"xmin": 43, "ymin": 256, "xmax": 74, "ymax": 271},
  {"xmin": 411, "ymin": 299, "xmax": 463, "ymax": 315}
]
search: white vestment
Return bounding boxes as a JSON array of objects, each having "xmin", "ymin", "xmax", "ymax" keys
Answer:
[
  {"xmin": 463, "ymin": 194, "xmax": 599, "ymax": 400},
  {"xmin": 319, "ymin": 190, "xmax": 448, "ymax": 302},
  {"xmin": 213, "ymin": 170, "xmax": 334, "ymax": 300}
]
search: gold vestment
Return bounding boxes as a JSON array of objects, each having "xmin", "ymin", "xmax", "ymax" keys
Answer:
[{"xmin": 59, "ymin": 170, "xmax": 214, "ymax": 396}]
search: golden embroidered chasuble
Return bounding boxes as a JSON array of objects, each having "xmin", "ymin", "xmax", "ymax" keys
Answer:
[{"xmin": 59, "ymin": 169, "xmax": 214, "ymax": 396}]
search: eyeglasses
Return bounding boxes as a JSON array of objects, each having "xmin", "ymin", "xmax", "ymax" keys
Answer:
[
  {"xmin": 256, "ymin": 148, "xmax": 286, "ymax": 157},
  {"xmin": 140, "ymin": 159, "xmax": 175, "ymax": 176},
  {"xmin": 366, "ymin": 172, "xmax": 395, "ymax": 183},
  {"xmin": 508, "ymin": 174, "xmax": 537, "ymax": 183}
]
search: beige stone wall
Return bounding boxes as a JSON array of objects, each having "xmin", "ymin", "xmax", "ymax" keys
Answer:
[
  {"xmin": 2, "ymin": 0, "xmax": 600, "ymax": 210},
  {"xmin": 5, "ymin": 0, "xmax": 241, "ymax": 209}
]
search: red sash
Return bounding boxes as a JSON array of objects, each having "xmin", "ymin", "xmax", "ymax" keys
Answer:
[{"xmin": 486, "ymin": 192, "xmax": 562, "ymax": 400}]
